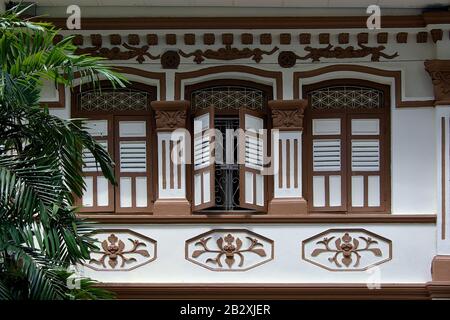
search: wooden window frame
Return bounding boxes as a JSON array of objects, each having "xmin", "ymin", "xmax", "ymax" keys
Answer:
[
  {"xmin": 185, "ymin": 79, "xmax": 273, "ymax": 214},
  {"xmin": 72, "ymin": 81, "xmax": 157, "ymax": 214},
  {"xmin": 302, "ymin": 79, "xmax": 391, "ymax": 215}
]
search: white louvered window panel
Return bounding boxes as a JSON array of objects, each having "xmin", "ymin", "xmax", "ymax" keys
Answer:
[
  {"xmin": 351, "ymin": 140, "xmax": 380, "ymax": 171},
  {"xmin": 194, "ymin": 132, "xmax": 210, "ymax": 170},
  {"xmin": 245, "ymin": 133, "xmax": 263, "ymax": 170},
  {"xmin": 82, "ymin": 141, "xmax": 107, "ymax": 172},
  {"xmin": 119, "ymin": 141, "xmax": 147, "ymax": 172},
  {"xmin": 313, "ymin": 139, "xmax": 341, "ymax": 172}
]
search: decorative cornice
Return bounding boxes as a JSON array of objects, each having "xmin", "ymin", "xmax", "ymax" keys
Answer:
[
  {"xmin": 39, "ymin": 15, "xmax": 429, "ymax": 30},
  {"xmin": 151, "ymin": 100, "xmax": 189, "ymax": 131},
  {"xmin": 269, "ymin": 99, "xmax": 307, "ymax": 130},
  {"xmin": 179, "ymin": 45, "xmax": 279, "ymax": 64},
  {"xmin": 425, "ymin": 60, "xmax": 450, "ymax": 106},
  {"xmin": 278, "ymin": 44, "xmax": 398, "ymax": 67}
]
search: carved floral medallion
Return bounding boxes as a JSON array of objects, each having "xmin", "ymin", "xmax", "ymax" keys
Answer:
[
  {"xmin": 302, "ymin": 229, "xmax": 392, "ymax": 271},
  {"xmin": 186, "ymin": 229, "xmax": 274, "ymax": 271},
  {"xmin": 85, "ymin": 229, "xmax": 157, "ymax": 271}
]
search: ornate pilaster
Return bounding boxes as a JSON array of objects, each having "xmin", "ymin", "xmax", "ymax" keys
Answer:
[
  {"xmin": 426, "ymin": 61, "xmax": 450, "ymax": 297},
  {"xmin": 268, "ymin": 99, "xmax": 308, "ymax": 215},
  {"xmin": 425, "ymin": 60, "xmax": 450, "ymax": 106},
  {"xmin": 151, "ymin": 100, "xmax": 190, "ymax": 215}
]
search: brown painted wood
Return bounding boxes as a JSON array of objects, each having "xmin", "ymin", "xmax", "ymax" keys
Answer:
[
  {"xmin": 96, "ymin": 283, "xmax": 432, "ymax": 300},
  {"xmin": 293, "ymin": 65, "xmax": 434, "ymax": 108},
  {"xmin": 79, "ymin": 213, "xmax": 436, "ymax": 224},
  {"xmin": 39, "ymin": 15, "xmax": 427, "ymax": 30}
]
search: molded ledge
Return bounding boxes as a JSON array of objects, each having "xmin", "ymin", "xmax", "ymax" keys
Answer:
[
  {"xmin": 427, "ymin": 255, "xmax": 450, "ymax": 298},
  {"xmin": 268, "ymin": 198, "xmax": 308, "ymax": 215},
  {"xmin": 153, "ymin": 199, "xmax": 191, "ymax": 216}
]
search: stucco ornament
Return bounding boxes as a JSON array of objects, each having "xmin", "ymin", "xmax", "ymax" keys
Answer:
[
  {"xmin": 302, "ymin": 229, "xmax": 392, "ymax": 271},
  {"xmin": 86, "ymin": 229, "xmax": 157, "ymax": 271},
  {"xmin": 186, "ymin": 229, "xmax": 274, "ymax": 271}
]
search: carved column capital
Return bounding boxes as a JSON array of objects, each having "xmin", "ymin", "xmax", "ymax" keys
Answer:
[
  {"xmin": 268, "ymin": 99, "xmax": 308, "ymax": 130},
  {"xmin": 151, "ymin": 100, "xmax": 189, "ymax": 131},
  {"xmin": 425, "ymin": 60, "xmax": 450, "ymax": 106}
]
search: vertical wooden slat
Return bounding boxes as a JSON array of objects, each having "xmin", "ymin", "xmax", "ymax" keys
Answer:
[
  {"xmin": 324, "ymin": 175, "xmax": 330, "ymax": 207},
  {"xmin": 162, "ymin": 140, "xmax": 167, "ymax": 189},
  {"xmin": 278, "ymin": 138, "xmax": 283, "ymax": 189},
  {"xmin": 170, "ymin": 140, "xmax": 174, "ymax": 189},
  {"xmin": 177, "ymin": 140, "xmax": 182, "ymax": 189},
  {"xmin": 442, "ymin": 117, "xmax": 446, "ymax": 240},
  {"xmin": 286, "ymin": 139, "xmax": 291, "ymax": 189},
  {"xmin": 294, "ymin": 138, "xmax": 299, "ymax": 188},
  {"xmin": 364, "ymin": 175, "xmax": 369, "ymax": 208},
  {"xmin": 253, "ymin": 172, "xmax": 257, "ymax": 205}
]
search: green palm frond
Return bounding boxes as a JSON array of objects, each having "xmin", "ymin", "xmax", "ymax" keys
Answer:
[{"xmin": 0, "ymin": 4, "xmax": 126, "ymax": 300}]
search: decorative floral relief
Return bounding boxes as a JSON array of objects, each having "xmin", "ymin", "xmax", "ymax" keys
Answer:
[
  {"xmin": 186, "ymin": 229, "xmax": 274, "ymax": 271},
  {"xmin": 302, "ymin": 229, "xmax": 392, "ymax": 271},
  {"xmin": 85, "ymin": 230, "xmax": 157, "ymax": 271}
]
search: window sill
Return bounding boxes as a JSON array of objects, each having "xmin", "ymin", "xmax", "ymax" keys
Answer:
[{"xmin": 77, "ymin": 213, "xmax": 436, "ymax": 224}]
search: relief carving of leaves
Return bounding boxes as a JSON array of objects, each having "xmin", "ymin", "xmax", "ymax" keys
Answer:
[
  {"xmin": 252, "ymin": 248, "xmax": 266, "ymax": 257},
  {"xmin": 108, "ymin": 257, "xmax": 118, "ymax": 269},
  {"xmin": 225, "ymin": 257, "xmax": 234, "ymax": 268},
  {"xmin": 236, "ymin": 238, "xmax": 243, "ymax": 250},
  {"xmin": 192, "ymin": 250, "xmax": 204, "ymax": 258},
  {"xmin": 311, "ymin": 248, "xmax": 328, "ymax": 257},
  {"xmin": 335, "ymin": 238, "xmax": 341, "ymax": 249},
  {"xmin": 342, "ymin": 256, "xmax": 352, "ymax": 267},
  {"xmin": 216, "ymin": 237, "xmax": 224, "ymax": 249},
  {"xmin": 353, "ymin": 238, "xmax": 359, "ymax": 250},
  {"xmin": 101, "ymin": 240, "xmax": 109, "ymax": 252},
  {"xmin": 118, "ymin": 240, "xmax": 125, "ymax": 252},
  {"xmin": 134, "ymin": 249, "xmax": 150, "ymax": 257},
  {"xmin": 368, "ymin": 248, "xmax": 383, "ymax": 256},
  {"xmin": 108, "ymin": 234, "xmax": 118, "ymax": 244}
]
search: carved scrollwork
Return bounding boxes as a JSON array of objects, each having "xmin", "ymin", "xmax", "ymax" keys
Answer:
[
  {"xmin": 271, "ymin": 109, "xmax": 304, "ymax": 129},
  {"xmin": 186, "ymin": 229, "xmax": 274, "ymax": 271},
  {"xmin": 425, "ymin": 60, "xmax": 450, "ymax": 105},
  {"xmin": 278, "ymin": 44, "xmax": 398, "ymax": 67},
  {"xmin": 85, "ymin": 229, "xmax": 157, "ymax": 271},
  {"xmin": 154, "ymin": 110, "xmax": 187, "ymax": 130},
  {"xmin": 302, "ymin": 229, "xmax": 392, "ymax": 271},
  {"xmin": 179, "ymin": 45, "xmax": 279, "ymax": 64},
  {"xmin": 74, "ymin": 43, "xmax": 160, "ymax": 64}
]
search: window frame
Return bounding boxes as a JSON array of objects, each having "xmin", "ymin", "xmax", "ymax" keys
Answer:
[
  {"xmin": 302, "ymin": 79, "xmax": 391, "ymax": 214},
  {"xmin": 72, "ymin": 81, "xmax": 157, "ymax": 214},
  {"xmin": 184, "ymin": 79, "xmax": 274, "ymax": 214}
]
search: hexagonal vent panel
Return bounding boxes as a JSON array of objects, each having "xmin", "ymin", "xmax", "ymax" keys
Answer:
[
  {"xmin": 85, "ymin": 229, "xmax": 157, "ymax": 271},
  {"xmin": 186, "ymin": 229, "xmax": 274, "ymax": 271},
  {"xmin": 302, "ymin": 228, "xmax": 392, "ymax": 271}
]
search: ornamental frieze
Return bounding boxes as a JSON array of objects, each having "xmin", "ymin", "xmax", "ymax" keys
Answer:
[
  {"xmin": 85, "ymin": 229, "xmax": 157, "ymax": 271},
  {"xmin": 179, "ymin": 45, "xmax": 279, "ymax": 64},
  {"xmin": 302, "ymin": 229, "xmax": 392, "ymax": 271},
  {"xmin": 185, "ymin": 229, "xmax": 274, "ymax": 271},
  {"xmin": 278, "ymin": 44, "xmax": 399, "ymax": 67}
]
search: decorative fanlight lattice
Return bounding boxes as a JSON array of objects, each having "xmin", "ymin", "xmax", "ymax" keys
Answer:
[
  {"xmin": 191, "ymin": 86, "xmax": 265, "ymax": 111},
  {"xmin": 309, "ymin": 86, "xmax": 383, "ymax": 111},
  {"xmin": 79, "ymin": 90, "xmax": 149, "ymax": 112}
]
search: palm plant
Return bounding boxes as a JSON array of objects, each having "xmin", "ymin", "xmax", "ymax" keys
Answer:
[{"xmin": 0, "ymin": 5, "xmax": 127, "ymax": 299}]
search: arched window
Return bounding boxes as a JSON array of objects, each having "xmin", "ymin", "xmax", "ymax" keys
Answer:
[
  {"xmin": 303, "ymin": 80, "xmax": 390, "ymax": 214},
  {"xmin": 185, "ymin": 80, "xmax": 273, "ymax": 213},
  {"xmin": 72, "ymin": 81, "xmax": 157, "ymax": 214}
]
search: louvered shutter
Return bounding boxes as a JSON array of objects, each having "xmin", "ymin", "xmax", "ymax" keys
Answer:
[
  {"xmin": 350, "ymin": 117, "xmax": 383, "ymax": 210},
  {"xmin": 239, "ymin": 108, "xmax": 266, "ymax": 211},
  {"xmin": 193, "ymin": 107, "xmax": 215, "ymax": 210},
  {"xmin": 115, "ymin": 118, "xmax": 151, "ymax": 213},
  {"xmin": 310, "ymin": 117, "xmax": 346, "ymax": 211},
  {"xmin": 80, "ymin": 119, "xmax": 114, "ymax": 212}
]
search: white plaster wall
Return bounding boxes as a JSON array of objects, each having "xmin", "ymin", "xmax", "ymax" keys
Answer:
[{"xmin": 81, "ymin": 223, "xmax": 435, "ymax": 284}]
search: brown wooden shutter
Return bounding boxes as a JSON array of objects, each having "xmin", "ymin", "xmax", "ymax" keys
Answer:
[
  {"xmin": 239, "ymin": 108, "xmax": 266, "ymax": 211},
  {"xmin": 193, "ymin": 107, "xmax": 215, "ymax": 210}
]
